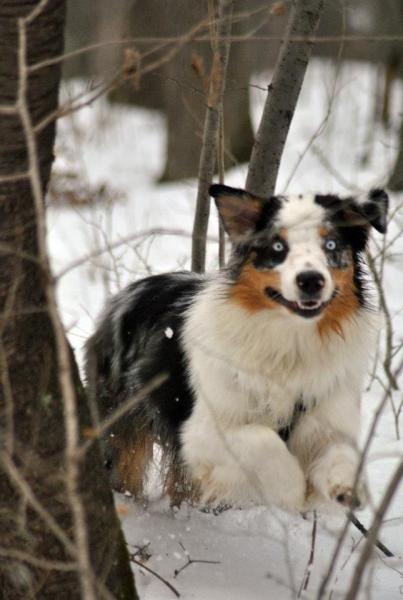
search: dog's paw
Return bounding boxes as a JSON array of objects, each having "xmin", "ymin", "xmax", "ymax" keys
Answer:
[
  {"xmin": 329, "ymin": 483, "xmax": 366, "ymax": 510},
  {"xmin": 309, "ymin": 444, "xmax": 366, "ymax": 510}
]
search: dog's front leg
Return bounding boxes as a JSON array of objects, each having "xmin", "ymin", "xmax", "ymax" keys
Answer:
[
  {"xmin": 288, "ymin": 385, "xmax": 366, "ymax": 509},
  {"xmin": 181, "ymin": 422, "xmax": 306, "ymax": 511}
]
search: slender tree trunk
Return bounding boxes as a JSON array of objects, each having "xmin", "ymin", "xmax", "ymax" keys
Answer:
[
  {"xmin": 191, "ymin": 0, "xmax": 234, "ymax": 273},
  {"xmin": 388, "ymin": 114, "xmax": 403, "ymax": 192},
  {"xmin": 389, "ymin": 116, "xmax": 403, "ymax": 190},
  {"xmin": 0, "ymin": 2, "xmax": 137, "ymax": 598},
  {"xmin": 246, "ymin": 0, "xmax": 325, "ymax": 198}
]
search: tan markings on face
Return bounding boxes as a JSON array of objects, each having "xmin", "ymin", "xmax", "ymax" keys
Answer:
[
  {"xmin": 319, "ymin": 226, "xmax": 330, "ymax": 238},
  {"xmin": 318, "ymin": 264, "xmax": 358, "ymax": 338},
  {"xmin": 230, "ymin": 262, "xmax": 280, "ymax": 312},
  {"xmin": 279, "ymin": 227, "xmax": 288, "ymax": 240}
]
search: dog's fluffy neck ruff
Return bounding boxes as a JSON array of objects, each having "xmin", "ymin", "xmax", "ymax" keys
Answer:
[{"xmin": 184, "ymin": 273, "xmax": 375, "ymax": 394}]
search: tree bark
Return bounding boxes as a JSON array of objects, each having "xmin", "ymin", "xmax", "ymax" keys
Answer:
[
  {"xmin": 0, "ymin": 1, "xmax": 137, "ymax": 598},
  {"xmin": 387, "ymin": 3, "xmax": 403, "ymax": 190},
  {"xmin": 389, "ymin": 116, "xmax": 403, "ymax": 190},
  {"xmin": 246, "ymin": 0, "xmax": 325, "ymax": 198}
]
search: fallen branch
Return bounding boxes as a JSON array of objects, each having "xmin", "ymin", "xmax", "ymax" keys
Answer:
[
  {"xmin": 298, "ymin": 510, "xmax": 317, "ymax": 597},
  {"xmin": 129, "ymin": 555, "xmax": 180, "ymax": 598},
  {"xmin": 349, "ymin": 514, "xmax": 394, "ymax": 558},
  {"xmin": 174, "ymin": 542, "xmax": 221, "ymax": 579}
]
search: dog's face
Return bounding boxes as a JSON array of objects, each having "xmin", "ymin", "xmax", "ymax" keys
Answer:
[{"xmin": 210, "ymin": 185, "xmax": 388, "ymax": 326}]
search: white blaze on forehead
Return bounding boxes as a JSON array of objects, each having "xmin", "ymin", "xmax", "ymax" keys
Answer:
[
  {"xmin": 274, "ymin": 194, "xmax": 335, "ymax": 305},
  {"xmin": 276, "ymin": 194, "xmax": 326, "ymax": 234}
]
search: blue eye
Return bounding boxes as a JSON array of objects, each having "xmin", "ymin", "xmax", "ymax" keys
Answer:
[
  {"xmin": 325, "ymin": 239, "xmax": 337, "ymax": 251},
  {"xmin": 272, "ymin": 240, "xmax": 285, "ymax": 252}
]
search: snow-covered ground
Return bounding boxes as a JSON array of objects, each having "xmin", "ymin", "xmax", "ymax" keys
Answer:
[{"xmin": 48, "ymin": 60, "xmax": 403, "ymax": 599}]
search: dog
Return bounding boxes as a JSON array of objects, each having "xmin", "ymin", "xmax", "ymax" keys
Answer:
[{"xmin": 85, "ymin": 184, "xmax": 388, "ymax": 511}]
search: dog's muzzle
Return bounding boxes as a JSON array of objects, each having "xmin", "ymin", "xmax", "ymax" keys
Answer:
[
  {"xmin": 265, "ymin": 269, "xmax": 335, "ymax": 318},
  {"xmin": 295, "ymin": 270, "xmax": 325, "ymax": 311}
]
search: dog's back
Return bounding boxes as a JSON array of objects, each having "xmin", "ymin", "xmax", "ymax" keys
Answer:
[{"xmin": 85, "ymin": 271, "xmax": 205, "ymax": 500}]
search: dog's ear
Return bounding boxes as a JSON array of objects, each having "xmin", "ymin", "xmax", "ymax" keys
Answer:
[
  {"xmin": 209, "ymin": 184, "xmax": 265, "ymax": 240},
  {"xmin": 338, "ymin": 190, "xmax": 389, "ymax": 234},
  {"xmin": 317, "ymin": 190, "xmax": 389, "ymax": 234},
  {"xmin": 316, "ymin": 190, "xmax": 389, "ymax": 252},
  {"xmin": 359, "ymin": 189, "xmax": 389, "ymax": 234}
]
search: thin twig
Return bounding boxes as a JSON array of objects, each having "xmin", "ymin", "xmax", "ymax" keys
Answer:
[
  {"xmin": 130, "ymin": 555, "xmax": 180, "ymax": 598},
  {"xmin": 317, "ymin": 384, "xmax": 397, "ymax": 599},
  {"xmin": 191, "ymin": 0, "xmax": 234, "ymax": 273},
  {"xmin": 78, "ymin": 373, "xmax": 168, "ymax": 457},
  {"xmin": 56, "ymin": 227, "xmax": 218, "ymax": 280},
  {"xmin": 174, "ymin": 542, "xmax": 221, "ymax": 579},
  {"xmin": 298, "ymin": 511, "xmax": 317, "ymax": 597},
  {"xmin": 349, "ymin": 514, "xmax": 394, "ymax": 558},
  {"xmin": 345, "ymin": 458, "xmax": 403, "ymax": 600}
]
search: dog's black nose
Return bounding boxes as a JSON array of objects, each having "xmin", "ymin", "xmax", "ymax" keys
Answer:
[{"xmin": 296, "ymin": 271, "xmax": 325, "ymax": 296}]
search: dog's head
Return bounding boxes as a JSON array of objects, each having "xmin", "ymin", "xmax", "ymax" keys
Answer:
[{"xmin": 210, "ymin": 184, "xmax": 388, "ymax": 328}]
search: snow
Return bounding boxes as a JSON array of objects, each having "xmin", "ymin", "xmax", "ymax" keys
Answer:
[{"xmin": 49, "ymin": 59, "xmax": 403, "ymax": 598}]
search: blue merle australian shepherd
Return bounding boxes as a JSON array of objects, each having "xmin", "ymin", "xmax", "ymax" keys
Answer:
[{"xmin": 85, "ymin": 184, "xmax": 388, "ymax": 511}]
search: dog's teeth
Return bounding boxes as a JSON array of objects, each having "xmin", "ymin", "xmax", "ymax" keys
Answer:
[{"xmin": 298, "ymin": 301, "xmax": 321, "ymax": 310}]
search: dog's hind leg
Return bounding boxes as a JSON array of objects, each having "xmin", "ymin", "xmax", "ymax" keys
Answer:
[
  {"xmin": 163, "ymin": 455, "xmax": 200, "ymax": 508},
  {"xmin": 112, "ymin": 429, "xmax": 154, "ymax": 500}
]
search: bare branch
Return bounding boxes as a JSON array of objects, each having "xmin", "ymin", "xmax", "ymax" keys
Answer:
[
  {"xmin": 298, "ymin": 511, "xmax": 317, "ymax": 597},
  {"xmin": 56, "ymin": 227, "xmax": 218, "ymax": 280},
  {"xmin": 130, "ymin": 555, "xmax": 180, "ymax": 598},
  {"xmin": 191, "ymin": 0, "xmax": 234, "ymax": 273},
  {"xmin": 345, "ymin": 458, "xmax": 403, "ymax": 600}
]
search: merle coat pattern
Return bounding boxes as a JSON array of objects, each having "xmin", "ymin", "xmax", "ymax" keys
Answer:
[{"xmin": 85, "ymin": 185, "xmax": 388, "ymax": 510}]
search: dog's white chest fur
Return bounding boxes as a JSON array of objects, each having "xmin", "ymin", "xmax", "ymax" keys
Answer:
[
  {"xmin": 180, "ymin": 278, "xmax": 374, "ymax": 507},
  {"xmin": 183, "ymin": 279, "xmax": 370, "ymax": 417}
]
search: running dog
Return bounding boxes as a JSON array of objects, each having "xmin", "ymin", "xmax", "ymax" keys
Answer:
[{"xmin": 85, "ymin": 184, "xmax": 388, "ymax": 510}]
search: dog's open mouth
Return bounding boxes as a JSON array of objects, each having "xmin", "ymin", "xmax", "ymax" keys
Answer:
[{"xmin": 265, "ymin": 287, "xmax": 333, "ymax": 318}]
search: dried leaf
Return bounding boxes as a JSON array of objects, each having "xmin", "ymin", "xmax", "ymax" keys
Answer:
[{"xmin": 270, "ymin": 1, "xmax": 287, "ymax": 16}]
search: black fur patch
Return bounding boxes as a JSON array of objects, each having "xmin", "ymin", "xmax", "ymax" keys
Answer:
[
  {"xmin": 252, "ymin": 236, "xmax": 289, "ymax": 269},
  {"xmin": 85, "ymin": 272, "xmax": 206, "ymax": 466}
]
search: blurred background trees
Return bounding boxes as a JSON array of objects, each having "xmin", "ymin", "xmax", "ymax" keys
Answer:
[{"xmin": 64, "ymin": 0, "xmax": 403, "ymax": 186}]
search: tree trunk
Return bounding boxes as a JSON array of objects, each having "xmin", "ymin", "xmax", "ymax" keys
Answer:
[
  {"xmin": 387, "ymin": 3, "xmax": 403, "ymax": 190},
  {"xmin": 389, "ymin": 116, "xmax": 403, "ymax": 190},
  {"xmin": 246, "ymin": 0, "xmax": 325, "ymax": 198},
  {"xmin": 0, "ymin": 2, "xmax": 137, "ymax": 598}
]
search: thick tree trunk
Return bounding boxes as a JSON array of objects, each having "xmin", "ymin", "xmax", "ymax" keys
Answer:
[
  {"xmin": 0, "ymin": 2, "xmax": 137, "ymax": 598},
  {"xmin": 246, "ymin": 0, "xmax": 325, "ymax": 198}
]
